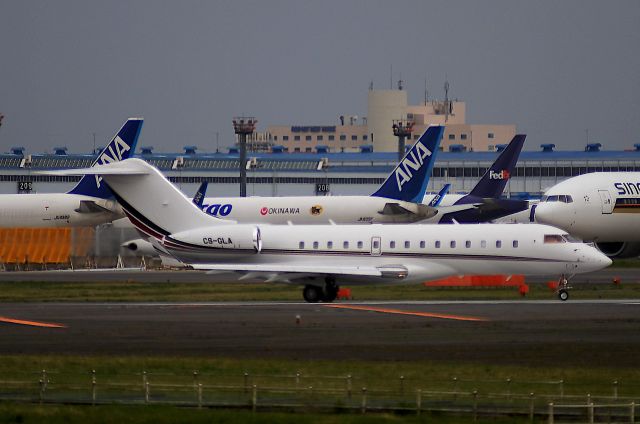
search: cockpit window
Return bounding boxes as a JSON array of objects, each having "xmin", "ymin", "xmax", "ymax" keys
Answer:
[
  {"xmin": 541, "ymin": 195, "xmax": 573, "ymax": 203},
  {"xmin": 544, "ymin": 234, "xmax": 565, "ymax": 244},
  {"xmin": 562, "ymin": 234, "xmax": 582, "ymax": 243}
]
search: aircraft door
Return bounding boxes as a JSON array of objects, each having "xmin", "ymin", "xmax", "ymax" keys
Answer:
[
  {"xmin": 598, "ymin": 190, "xmax": 613, "ymax": 214},
  {"xmin": 371, "ymin": 236, "xmax": 381, "ymax": 256}
]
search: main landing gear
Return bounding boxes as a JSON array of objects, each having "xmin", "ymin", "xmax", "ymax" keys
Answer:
[
  {"xmin": 302, "ymin": 277, "xmax": 339, "ymax": 303},
  {"xmin": 557, "ymin": 274, "xmax": 573, "ymax": 301}
]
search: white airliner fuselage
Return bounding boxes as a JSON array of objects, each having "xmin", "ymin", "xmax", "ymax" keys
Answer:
[
  {"xmin": 535, "ymin": 172, "xmax": 640, "ymax": 242},
  {"xmin": 0, "ymin": 193, "xmax": 121, "ymax": 227}
]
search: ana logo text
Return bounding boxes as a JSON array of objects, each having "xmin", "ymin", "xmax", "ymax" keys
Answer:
[
  {"xmin": 94, "ymin": 135, "xmax": 131, "ymax": 188},
  {"xmin": 614, "ymin": 182, "xmax": 640, "ymax": 196},
  {"xmin": 395, "ymin": 141, "xmax": 432, "ymax": 192},
  {"xmin": 489, "ymin": 169, "xmax": 510, "ymax": 180},
  {"xmin": 202, "ymin": 203, "xmax": 233, "ymax": 217}
]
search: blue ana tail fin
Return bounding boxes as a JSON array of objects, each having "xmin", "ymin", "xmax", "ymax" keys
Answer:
[
  {"xmin": 467, "ymin": 134, "xmax": 526, "ymax": 198},
  {"xmin": 427, "ymin": 183, "xmax": 451, "ymax": 207},
  {"xmin": 192, "ymin": 181, "xmax": 208, "ymax": 208},
  {"xmin": 371, "ymin": 125, "xmax": 443, "ymax": 203},
  {"xmin": 67, "ymin": 118, "xmax": 143, "ymax": 199}
]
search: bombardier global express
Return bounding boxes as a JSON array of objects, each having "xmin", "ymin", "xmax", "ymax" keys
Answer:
[{"xmin": 44, "ymin": 158, "xmax": 612, "ymax": 303}]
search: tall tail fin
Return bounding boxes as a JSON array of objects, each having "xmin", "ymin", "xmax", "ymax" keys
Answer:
[
  {"xmin": 44, "ymin": 158, "xmax": 230, "ymax": 237},
  {"xmin": 67, "ymin": 118, "xmax": 143, "ymax": 199},
  {"xmin": 192, "ymin": 181, "xmax": 208, "ymax": 208},
  {"xmin": 371, "ymin": 125, "xmax": 444, "ymax": 203},
  {"xmin": 467, "ymin": 134, "xmax": 526, "ymax": 198},
  {"xmin": 427, "ymin": 183, "xmax": 451, "ymax": 207}
]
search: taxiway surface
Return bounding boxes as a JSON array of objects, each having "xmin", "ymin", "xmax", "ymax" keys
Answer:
[{"xmin": 1, "ymin": 300, "xmax": 639, "ymax": 367}]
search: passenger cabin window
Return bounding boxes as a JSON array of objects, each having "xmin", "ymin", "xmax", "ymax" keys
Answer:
[
  {"xmin": 420, "ymin": 241, "xmax": 426, "ymax": 249},
  {"xmin": 481, "ymin": 240, "xmax": 487, "ymax": 248},
  {"xmin": 404, "ymin": 241, "xmax": 410, "ymax": 249},
  {"xmin": 357, "ymin": 241, "xmax": 363, "ymax": 249},
  {"xmin": 299, "ymin": 241, "xmax": 304, "ymax": 249},
  {"xmin": 465, "ymin": 240, "xmax": 471, "ymax": 248},
  {"xmin": 544, "ymin": 234, "xmax": 565, "ymax": 244},
  {"xmin": 435, "ymin": 241, "xmax": 441, "ymax": 248},
  {"xmin": 450, "ymin": 241, "xmax": 456, "ymax": 248},
  {"xmin": 343, "ymin": 241, "xmax": 349, "ymax": 249},
  {"xmin": 390, "ymin": 241, "xmax": 396, "ymax": 248},
  {"xmin": 496, "ymin": 240, "xmax": 502, "ymax": 248},
  {"xmin": 513, "ymin": 240, "xmax": 519, "ymax": 248},
  {"xmin": 327, "ymin": 241, "xmax": 333, "ymax": 249},
  {"xmin": 313, "ymin": 241, "xmax": 319, "ymax": 249}
]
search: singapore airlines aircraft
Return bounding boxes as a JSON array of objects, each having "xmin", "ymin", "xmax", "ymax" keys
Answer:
[
  {"xmin": 44, "ymin": 158, "xmax": 612, "ymax": 302},
  {"xmin": 534, "ymin": 172, "xmax": 640, "ymax": 258},
  {"xmin": 0, "ymin": 118, "xmax": 142, "ymax": 228}
]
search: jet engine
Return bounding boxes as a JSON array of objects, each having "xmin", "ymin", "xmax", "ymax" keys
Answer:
[
  {"xmin": 595, "ymin": 242, "xmax": 640, "ymax": 259},
  {"xmin": 121, "ymin": 238, "xmax": 157, "ymax": 256},
  {"xmin": 170, "ymin": 224, "xmax": 262, "ymax": 252}
]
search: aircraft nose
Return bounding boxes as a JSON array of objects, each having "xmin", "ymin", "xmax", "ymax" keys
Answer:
[{"xmin": 583, "ymin": 247, "xmax": 612, "ymax": 271}]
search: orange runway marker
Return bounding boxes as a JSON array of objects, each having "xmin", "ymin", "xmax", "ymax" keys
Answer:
[
  {"xmin": 324, "ymin": 304, "xmax": 489, "ymax": 322},
  {"xmin": 0, "ymin": 316, "xmax": 67, "ymax": 328}
]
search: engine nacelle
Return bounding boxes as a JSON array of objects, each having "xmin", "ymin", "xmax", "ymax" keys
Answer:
[
  {"xmin": 121, "ymin": 238, "xmax": 157, "ymax": 256},
  {"xmin": 170, "ymin": 225, "xmax": 262, "ymax": 252},
  {"xmin": 595, "ymin": 241, "xmax": 640, "ymax": 259}
]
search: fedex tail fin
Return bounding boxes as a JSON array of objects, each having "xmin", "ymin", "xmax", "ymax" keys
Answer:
[
  {"xmin": 44, "ymin": 158, "xmax": 231, "ymax": 238},
  {"xmin": 427, "ymin": 183, "xmax": 451, "ymax": 207},
  {"xmin": 67, "ymin": 118, "xmax": 143, "ymax": 199},
  {"xmin": 371, "ymin": 125, "xmax": 443, "ymax": 203},
  {"xmin": 192, "ymin": 181, "xmax": 208, "ymax": 208},
  {"xmin": 467, "ymin": 134, "xmax": 526, "ymax": 198}
]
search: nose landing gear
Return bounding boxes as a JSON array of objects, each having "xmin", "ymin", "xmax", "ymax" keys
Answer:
[
  {"xmin": 302, "ymin": 277, "xmax": 340, "ymax": 303},
  {"xmin": 557, "ymin": 274, "xmax": 573, "ymax": 301}
]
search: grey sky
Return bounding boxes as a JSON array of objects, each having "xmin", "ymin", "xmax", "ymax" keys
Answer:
[{"xmin": 1, "ymin": 1, "xmax": 639, "ymax": 154}]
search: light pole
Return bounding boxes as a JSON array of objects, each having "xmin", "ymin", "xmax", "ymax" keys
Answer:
[{"xmin": 232, "ymin": 117, "xmax": 257, "ymax": 197}]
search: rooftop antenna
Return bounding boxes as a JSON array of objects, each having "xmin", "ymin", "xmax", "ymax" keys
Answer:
[
  {"xmin": 444, "ymin": 79, "xmax": 450, "ymax": 123},
  {"xmin": 398, "ymin": 76, "xmax": 403, "ymax": 91},
  {"xmin": 92, "ymin": 132, "xmax": 96, "ymax": 154},
  {"xmin": 369, "ymin": 80, "xmax": 374, "ymax": 91},
  {"xmin": 215, "ymin": 131, "xmax": 219, "ymax": 153},
  {"xmin": 390, "ymin": 64, "xmax": 393, "ymax": 89},
  {"xmin": 424, "ymin": 77, "xmax": 428, "ymax": 105}
]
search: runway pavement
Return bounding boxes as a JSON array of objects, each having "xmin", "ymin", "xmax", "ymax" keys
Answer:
[{"xmin": 1, "ymin": 300, "xmax": 640, "ymax": 367}]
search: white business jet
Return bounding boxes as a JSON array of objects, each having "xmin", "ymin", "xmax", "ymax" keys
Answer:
[
  {"xmin": 43, "ymin": 158, "xmax": 611, "ymax": 303},
  {"xmin": 534, "ymin": 172, "xmax": 640, "ymax": 258},
  {"xmin": 0, "ymin": 118, "xmax": 142, "ymax": 227}
]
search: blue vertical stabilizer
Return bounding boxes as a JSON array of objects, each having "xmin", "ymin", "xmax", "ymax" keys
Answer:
[
  {"xmin": 371, "ymin": 125, "xmax": 444, "ymax": 203},
  {"xmin": 467, "ymin": 134, "xmax": 526, "ymax": 198},
  {"xmin": 67, "ymin": 118, "xmax": 143, "ymax": 199}
]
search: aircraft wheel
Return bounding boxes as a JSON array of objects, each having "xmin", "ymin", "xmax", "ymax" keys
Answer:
[
  {"xmin": 558, "ymin": 289, "xmax": 569, "ymax": 301},
  {"xmin": 322, "ymin": 285, "xmax": 339, "ymax": 303},
  {"xmin": 303, "ymin": 285, "xmax": 323, "ymax": 303}
]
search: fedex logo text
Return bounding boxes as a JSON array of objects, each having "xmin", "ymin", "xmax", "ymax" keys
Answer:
[
  {"xmin": 395, "ymin": 141, "xmax": 432, "ymax": 191},
  {"xmin": 489, "ymin": 169, "xmax": 510, "ymax": 180}
]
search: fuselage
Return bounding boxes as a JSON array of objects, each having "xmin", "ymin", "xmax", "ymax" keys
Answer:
[
  {"xmin": 201, "ymin": 195, "xmax": 434, "ymax": 224},
  {"xmin": 0, "ymin": 193, "xmax": 121, "ymax": 228},
  {"xmin": 164, "ymin": 223, "xmax": 610, "ymax": 284},
  {"xmin": 535, "ymin": 173, "xmax": 640, "ymax": 242}
]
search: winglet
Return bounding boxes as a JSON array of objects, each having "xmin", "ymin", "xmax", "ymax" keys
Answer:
[
  {"xmin": 427, "ymin": 183, "xmax": 451, "ymax": 207},
  {"xmin": 67, "ymin": 118, "xmax": 143, "ymax": 199},
  {"xmin": 467, "ymin": 134, "xmax": 526, "ymax": 198},
  {"xmin": 192, "ymin": 181, "xmax": 208, "ymax": 208},
  {"xmin": 371, "ymin": 125, "xmax": 444, "ymax": 203}
]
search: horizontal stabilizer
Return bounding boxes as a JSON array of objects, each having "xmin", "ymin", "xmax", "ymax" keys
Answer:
[
  {"xmin": 74, "ymin": 200, "xmax": 115, "ymax": 214},
  {"xmin": 379, "ymin": 202, "xmax": 439, "ymax": 219}
]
